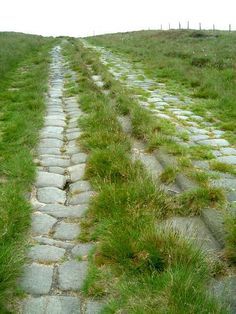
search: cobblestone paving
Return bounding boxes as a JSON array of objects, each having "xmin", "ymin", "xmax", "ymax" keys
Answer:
[
  {"xmin": 84, "ymin": 41, "xmax": 236, "ymax": 209},
  {"xmin": 19, "ymin": 46, "xmax": 103, "ymax": 314}
]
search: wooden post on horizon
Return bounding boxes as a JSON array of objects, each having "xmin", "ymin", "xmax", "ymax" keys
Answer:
[
  {"xmin": 229, "ymin": 24, "xmax": 231, "ymax": 32},
  {"xmin": 160, "ymin": 24, "xmax": 163, "ymax": 30},
  {"xmin": 213, "ymin": 24, "xmax": 215, "ymax": 31},
  {"xmin": 187, "ymin": 21, "xmax": 189, "ymax": 30},
  {"xmin": 179, "ymin": 22, "xmax": 181, "ymax": 30},
  {"xmin": 168, "ymin": 23, "xmax": 170, "ymax": 30},
  {"xmin": 199, "ymin": 23, "xmax": 202, "ymax": 30}
]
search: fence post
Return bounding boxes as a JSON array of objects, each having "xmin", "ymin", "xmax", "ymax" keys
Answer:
[
  {"xmin": 229, "ymin": 24, "xmax": 231, "ymax": 32},
  {"xmin": 187, "ymin": 21, "xmax": 189, "ymax": 30},
  {"xmin": 179, "ymin": 22, "xmax": 181, "ymax": 30},
  {"xmin": 199, "ymin": 23, "xmax": 201, "ymax": 30},
  {"xmin": 168, "ymin": 23, "xmax": 170, "ymax": 30},
  {"xmin": 213, "ymin": 24, "xmax": 215, "ymax": 31}
]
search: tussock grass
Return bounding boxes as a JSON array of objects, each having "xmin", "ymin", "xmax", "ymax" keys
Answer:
[
  {"xmin": 63, "ymin": 40, "xmax": 226, "ymax": 313},
  {"xmin": 0, "ymin": 32, "xmax": 55, "ymax": 310}
]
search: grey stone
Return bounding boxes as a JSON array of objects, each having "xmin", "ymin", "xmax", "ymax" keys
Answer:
[
  {"xmin": 67, "ymin": 131, "xmax": 81, "ymax": 141},
  {"xmin": 58, "ymin": 261, "xmax": 88, "ymax": 291},
  {"xmin": 39, "ymin": 138, "xmax": 63, "ymax": 149},
  {"xmin": 191, "ymin": 115, "xmax": 203, "ymax": 121},
  {"xmin": 37, "ymin": 187, "xmax": 66, "ymax": 204},
  {"xmin": 32, "ymin": 213, "xmax": 57, "ymax": 235},
  {"xmin": 42, "ymin": 126, "xmax": 64, "ymax": 134},
  {"xmin": 190, "ymin": 134, "xmax": 209, "ymax": 142},
  {"xmin": 54, "ymin": 222, "xmax": 80, "ymax": 240},
  {"xmin": 221, "ymin": 147, "xmax": 236, "ymax": 155},
  {"xmin": 40, "ymin": 204, "xmax": 87, "ymax": 218},
  {"xmin": 23, "ymin": 296, "xmax": 81, "ymax": 314},
  {"xmin": 176, "ymin": 115, "xmax": 189, "ymax": 121},
  {"xmin": 211, "ymin": 150, "xmax": 222, "ymax": 157},
  {"xmin": 85, "ymin": 301, "xmax": 104, "ymax": 314},
  {"xmin": 68, "ymin": 191, "xmax": 95, "ymax": 205},
  {"xmin": 33, "ymin": 236, "xmax": 74, "ymax": 249},
  {"xmin": 210, "ymin": 276, "xmax": 236, "ymax": 313},
  {"xmin": 211, "ymin": 177, "xmax": 236, "ymax": 190},
  {"xmin": 156, "ymin": 113, "xmax": 171, "ymax": 120},
  {"xmin": 211, "ymin": 130, "xmax": 225, "ymax": 137},
  {"xmin": 71, "ymin": 153, "xmax": 88, "ymax": 165},
  {"xmin": 44, "ymin": 119, "xmax": 66, "ymax": 128},
  {"xmin": 188, "ymin": 127, "xmax": 208, "ymax": 134},
  {"xmin": 68, "ymin": 164, "xmax": 86, "ymax": 182},
  {"xmin": 227, "ymin": 191, "xmax": 236, "ymax": 202},
  {"xmin": 163, "ymin": 216, "xmax": 221, "ymax": 254},
  {"xmin": 71, "ymin": 243, "xmax": 94, "ymax": 258},
  {"xmin": 20, "ymin": 263, "xmax": 53, "ymax": 294},
  {"xmin": 192, "ymin": 160, "xmax": 210, "ymax": 170},
  {"xmin": 198, "ymin": 139, "xmax": 230, "ymax": 147},
  {"xmin": 40, "ymin": 156, "xmax": 70, "ymax": 168},
  {"xmin": 40, "ymin": 132, "xmax": 64, "ymax": 141},
  {"xmin": 28, "ymin": 245, "xmax": 65, "ymax": 262},
  {"xmin": 48, "ymin": 166, "xmax": 65, "ymax": 175},
  {"xmin": 217, "ymin": 155, "xmax": 236, "ymax": 165},
  {"xmin": 38, "ymin": 147, "xmax": 62, "ymax": 155},
  {"xmin": 36, "ymin": 172, "xmax": 66, "ymax": 189},
  {"xmin": 66, "ymin": 145, "xmax": 81, "ymax": 154},
  {"xmin": 70, "ymin": 181, "xmax": 92, "ymax": 193}
]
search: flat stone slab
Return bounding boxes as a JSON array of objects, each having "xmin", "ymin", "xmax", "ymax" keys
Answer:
[
  {"xmin": 190, "ymin": 134, "xmax": 209, "ymax": 142},
  {"xmin": 68, "ymin": 191, "xmax": 95, "ymax": 205},
  {"xmin": 217, "ymin": 155, "xmax": 236, "ymax": 165},
  {"xmin": 44, "ymin": 119, "xmax": 66, "ymax": 128},
  {"xmin": 33, "ymin": 236, "xmax": 74, "ymax": 249},
  {"xmin": 28, "ymin": 245, "xmax": 65, "ymax": 262},
  {"xmin": 198, "ymin": 139, "xmax": 230, "ymax": 147},
  {"xmin": 71, "ymin": 243, "xmax": 94, "ymax": 258},
  {"xmin": 48, "ymin": 166, "xmax": 65, "ymax": 175},
  {"xmin": 58, "ymin": 261, "xmax": 88, "ymax": 291},
  {"xmin": 54, "ymin": 222, "xmax": 80, "ymax": 240},
  {"xmin": 40, "ymin": 204, "xmax": 87, "ymax": 218},
  {"xmin": 40, "ymin": 132, "xmax": 64, "ymax": 141},
  {"xmin": 36, "ymin": 172, "xmax": 66, "ymax": 189},
  {"xmin": 163, "ymin": 216, "xmax": 220, "ymax": 254},
  {"xmin": 211, "ymin": 177, "xmax": 236, "ymax": 190},
  {"xmin": 40, "ymin": 157, "xmax": 70, "ymax": 168},
  {"xmin": 20, "ymin": 263, "xmax": 53, "ymax": 294},
  {"xmin": 42, "ymin": 126, "xmax": 63, "ymax": 134},
  {"xmin": 188, "ymin": 127, "xmax": 208, "ymax": 134},
  {"xmin": 39, "ymin": 138, "xmax": 64, "ymax": 149},
  {"xmin": 38, "ymin": 147, "xmax": 62, "ymax": 155},
  {"xmin": 32, "ymin": 213, "xmax": 57, "ymax": 235},
  {"xmin": 220, "ymin": 147, "xmax": 236, "ymax": 155},
  {"xmin": 23, "ymin": 296, "xmax": 81, "ymax": 314},
  {"xmin": 71, "ymin": 153, "xmax": 87, "ymax": 165},
  {"xmin": 85, "ymin": 301, "xmax": 104, "ymax": 314},
  {"xmin": 37, "ymin": 187, "xmax": 66, "ymax": 204},
  {"xmin": 70, "ymin": 180, "xmax": 92, "ymax": 193},
  {"xmin": 68, "ymin": 164, "xmax": 86, "ymax": 182},
  {"xmin": 67, "ymin": 131, "xmax": 81, "ymax": 141}
]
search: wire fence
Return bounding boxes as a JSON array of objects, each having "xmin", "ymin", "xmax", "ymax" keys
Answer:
[{"xmin": 158, "ymin": 22, "xmax": 234, "ymax": 32}]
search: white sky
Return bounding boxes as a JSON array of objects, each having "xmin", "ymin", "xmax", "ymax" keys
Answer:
[{"xmin": 0, "ymin": 0, "xmax": 235, "ymax": 37}]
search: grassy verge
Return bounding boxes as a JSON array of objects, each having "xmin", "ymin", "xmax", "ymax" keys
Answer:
[
  {"xmin": 63, "ymin": 39, "xmax": 226, "ymax": 313},
  {"xmin": 87, "ymin": 30, "xmax": 236, "ymax": 144},
  {"xmin": 0, "ymin": 33, "xmax": 55, "ymax": 312}
]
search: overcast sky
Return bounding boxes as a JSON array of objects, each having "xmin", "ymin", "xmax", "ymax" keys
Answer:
[{"xmin": 0, "ymin": 0, "xmax": 235, "ymax": 37}]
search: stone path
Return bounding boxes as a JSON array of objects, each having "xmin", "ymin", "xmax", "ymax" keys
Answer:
[
  {"xmin": 84, "ymin": 40, "xmax": 236, "ymax": 239},
  {"xmin": 19, "ymin": 46, "xmax": 103, "ymax": 314},
  {"xmin": 82, "ymin": 41, "xmax": 236, "ymax": 312},
  {"xmin": 85, "ymin": 42, "xmax": 236, "ymax": 179}
]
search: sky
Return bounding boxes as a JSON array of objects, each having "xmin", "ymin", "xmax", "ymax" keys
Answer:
[{"xmin": 0, "ymin": 0, "xmax": 235, "ymax": 37}]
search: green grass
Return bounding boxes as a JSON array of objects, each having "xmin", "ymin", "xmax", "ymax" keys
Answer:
[
  {"xmin": 0, "ymin": 32, "xmax": 55, "ymax": 312},
  {"xmin": 63, "ymin": 39, "xmax": 226, "ymax": 313},
  {"xmin": 87, "ymin": 30, "xmax": 236, "ymax": 144}
]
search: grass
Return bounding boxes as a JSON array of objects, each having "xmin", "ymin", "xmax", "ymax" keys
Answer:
[
  {"xmin": 0, "ymin": 32, "xmax": 55, "ymax": 312},
  {"xmin": 63, "ymin": 39, "xmax": 226, "ymax": 313},
  {"xmin": 87, "ymin": 30, "xmax": 236, "ymax": 144}
]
